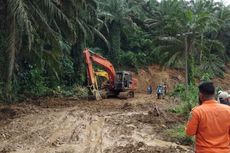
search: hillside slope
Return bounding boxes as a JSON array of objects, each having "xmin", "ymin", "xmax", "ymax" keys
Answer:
[{"xmin": 135, "ymin": 64, "xmax": 230, "ymax": 93}]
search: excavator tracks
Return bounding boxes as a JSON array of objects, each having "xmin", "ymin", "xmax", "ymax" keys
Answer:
[{"xmin": 118, "ymin": 91, "xmax": 134, "ymax": 99}]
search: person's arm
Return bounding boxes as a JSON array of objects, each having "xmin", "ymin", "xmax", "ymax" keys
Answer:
[{"xmin": 185, "ymin": 110, "xmax": 199, "ymax": 136}]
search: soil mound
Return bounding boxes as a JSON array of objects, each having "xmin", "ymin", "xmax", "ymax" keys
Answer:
[
  {"xmin": 135, "ymin": 64, "xmax": 230, "ymax": 93},
  {"xmin": 135, "ymin": 65, "xmax": 185, "ymax": 93},
  {"xmin": 0, "ymin": 107, "xmax": 17, "ymax": 121}
]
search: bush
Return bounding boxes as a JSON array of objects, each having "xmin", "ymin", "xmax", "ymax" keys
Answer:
[
  {"xmin": 60, "ymin": 58, "xmax": 75, "ymax": 86},
  {"xmin": 17, "ymin": 66, "xmax": 50, "ymax": 97},
  {"xmin": 170, "ymin": 84, "xmax": 198, "ymax": 116},
  {"xmin": 200, "ymin": 73, "xmax": 212, "ymax": 81},
  {"xmin": 53, "ymin": 85, "xmax": 88, "ymax": 98},
  {"xmin": 73, "ymin": 86, "xmax": 88, "ymax": 98},
  {"xmin": 165, "ymin": 124, "xmax": 194, "ymax": 145}
]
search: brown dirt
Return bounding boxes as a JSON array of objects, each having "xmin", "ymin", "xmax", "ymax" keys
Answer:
[
  {"xmin": 135, "ymin": 64, "xmax": 230, "ymax": 93},
  {"xmin": 135, "ymin": 65, "xmax": 185, "ymax": 92},
  {"xmin": 0, "ymin": 94, "xmax": 193, "ymax": 153},
  {"xmin": 0, "ymin": 103, "xmax": 42, "ymax": 126}
]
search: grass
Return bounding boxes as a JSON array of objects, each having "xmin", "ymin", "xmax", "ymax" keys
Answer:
[
  {"xmin": 165, "ymin": 124, "xmax": 194, "ymax": 145},
  {"xmin": 166, "ymin": 84, "xmax": 197, "ymax": 146}
]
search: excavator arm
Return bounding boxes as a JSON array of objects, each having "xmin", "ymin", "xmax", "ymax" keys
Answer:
[{"xmin": 83, "ymin": 48, "xmax": 116, "ymax": 99}]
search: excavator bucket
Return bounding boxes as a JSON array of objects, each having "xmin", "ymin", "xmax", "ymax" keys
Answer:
[
  {"xmin": 94, "ymin": 90, "xmax": 102, "ymax": 101},
  {"xmin": 88, "ymin": 89, "xmax": 102, "ymax": 100}
]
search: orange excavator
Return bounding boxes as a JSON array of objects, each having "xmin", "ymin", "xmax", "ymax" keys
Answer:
[{"xmin": 83, "ymin": 48, "xmax": 137, "ymax": 100}]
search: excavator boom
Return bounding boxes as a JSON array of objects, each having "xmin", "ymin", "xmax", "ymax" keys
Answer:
[{"xmin": 83, "ymin": 48, "xmax": 116, "ymax": 90}]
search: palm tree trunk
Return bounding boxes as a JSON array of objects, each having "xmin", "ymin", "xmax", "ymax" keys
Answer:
[
  {"xmin": 199, "ymin": 34, "xmax": 204, "ymax": 64},
  {"xmin": 4, "ymin": 13, "xmax": 16, "ymax": 102},
  {"xmin": 186, "ymin": 36, "xmax": 195, "ymax": 85},
  {"xmin": 110, "ymin": 21, "xmax": 121, "ymax": 67},
  {"xmin": 0, "ymin": 0, "xmax": 7, "ymax": 83},
  {"xmin": 184, "ymin": 36, "xmax": 188, "ymax": 91},
  {"xmin": 71, "ymin": 31, "xmax": 85, "ymax": 85}
]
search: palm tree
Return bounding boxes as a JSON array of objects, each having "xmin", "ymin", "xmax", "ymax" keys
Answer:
[
  {"xmin": 3, "ymin": 0, "xmax": 71, "ymax": 101},
  {"xmin": 214, "ymin": 4, "xmax": 230, "ymax": 61},
  {"xmin": 59, "ymin": 0, "xmax": 109, "ymax": 85},
  {"xmin": 145, "ymin": 0, "xmax": 225, "ymax": 85},
  {"xmin": 98, "ymin": 0, "xmax": 133, "ymax": 66}
]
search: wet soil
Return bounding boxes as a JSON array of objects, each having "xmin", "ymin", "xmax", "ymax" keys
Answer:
[{"xmin": 0, "ymin": 94, "xmax": 193, "ymax": 153}]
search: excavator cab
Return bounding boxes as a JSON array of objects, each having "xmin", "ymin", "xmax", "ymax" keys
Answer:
[
  {"xmin": 114, "ymin": 71, "xmax": 137, "ymax": 98},
  {"xmin": 115, "ymin": 71, "xmax": 134, "ymax": 90}
]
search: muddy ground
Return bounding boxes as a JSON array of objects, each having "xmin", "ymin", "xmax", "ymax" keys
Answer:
[{"xmin": 0, "ymin": 94, "xmax": 193, "ymax": 153}]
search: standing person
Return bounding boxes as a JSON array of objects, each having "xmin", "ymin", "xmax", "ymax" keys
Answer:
[
  {"xmin": 147, "ymin": 85, "xmax": 152, "ymax": 94},
  {"xmin": 185, "ymin": 81, "xmax": 230, "ymax": 153},
  {"xmin": 218, "ymin": 91, "xmax": 230, "ymax": 106},
  {"xmin": 217, "ymin": 90, "xmax": 223, "ymax": 103},
  {"xmin": 156, "ymin": 85, "xmax": 163, "ymax": 99},
  {"xmin": 163, "ymin": 82, "xmax": 167, "ymax": 95}
]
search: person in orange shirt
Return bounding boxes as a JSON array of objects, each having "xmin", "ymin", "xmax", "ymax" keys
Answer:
[{"xmin": 186, "ymin": 81, "xmax": 230, "ymax": 153}]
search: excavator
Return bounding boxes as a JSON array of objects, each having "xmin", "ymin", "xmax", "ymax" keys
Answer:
[{"xmin": 83, "ymin": 48, "xmax": 137, "ymax": 100}]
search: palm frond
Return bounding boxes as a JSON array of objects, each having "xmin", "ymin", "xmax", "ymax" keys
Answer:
[
  {"xmin": 8, "ymin": 0, "xmax": 34, "ymax": 50},
  {"xmin": 91, "ymin": 27, "xmax": 110, "ymax": 50}
]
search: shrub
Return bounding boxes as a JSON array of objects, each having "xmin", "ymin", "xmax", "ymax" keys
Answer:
[
  {"xmin": 165, "ymin": 124, "xmax": 194, "ymax": 145},
  {"xmin": 18, "ymin": 66, "xmax": 50, "ymax": 97},
  {"xmin": 73, "ymin": 86, "xmax": 88, "ymax": 98},
  {"xmin": 60, "ymin": 58, "xmax": 75, "ymax": 86},
  {"xmin": 53, "ymin": 85, "xmax": 88, "ymax": 98},
  {"xmin": 170, "ymin": 83, "xmax": 198, "ymax": 116}
]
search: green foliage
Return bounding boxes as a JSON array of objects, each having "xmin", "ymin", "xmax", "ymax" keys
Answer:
[
  {"xmin": 199, "ymin": 54, "xmax": 225, "ymax": 77},
  {"xmin": 73, "ymin": 86, "xmax": 89, "ymax": 98},
  {"xmin": 54, "ymin": 85, "xmax": 88, "ymax": 98},
  {"xmin": 21, "ymin": 66, "xmax": 50, "ymax": 97},
  {"xmin": 200, "ymin": 73, "xmax": 213, "ymax": 81},
  {"xmin": 170, "ymin": 84, "xmax": 198, "ymax": 116},
  {"xmin": 60, "ymin": 58, "xmax": 75, "ymax": 86},
  {"xmin": 165, "ymin": 124, "xmax": 194, "ymax": 145},
  {"xmin": 170, "ymin": 84, "xmax": 186, "ymax": 97},
  {"xmin": 14, "ymin": 63, "xmax": 88, "ymax": 99},
  {"xmin": 120, "ymin": 51, "xmax": 137, "ymax": 68}
]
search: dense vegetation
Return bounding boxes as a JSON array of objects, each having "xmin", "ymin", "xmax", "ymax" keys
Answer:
[{"xmin": 0, "ymin": 0, "xmax": 230, "ymax": 102}]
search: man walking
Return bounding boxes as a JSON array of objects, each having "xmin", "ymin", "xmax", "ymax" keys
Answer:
[{"xmin": 186, "ymin": 81, "xmax": 230, "ymax": 153}]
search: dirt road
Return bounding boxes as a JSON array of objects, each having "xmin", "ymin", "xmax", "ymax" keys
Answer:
[{"xmin": 0, "ymin": 94, "xmax": 193, "ymax": 153}]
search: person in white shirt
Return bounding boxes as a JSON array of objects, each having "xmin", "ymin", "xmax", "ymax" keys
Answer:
[{"xmin": 218, "ymin": 91, "xmax": 230, "ymax": 106}]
